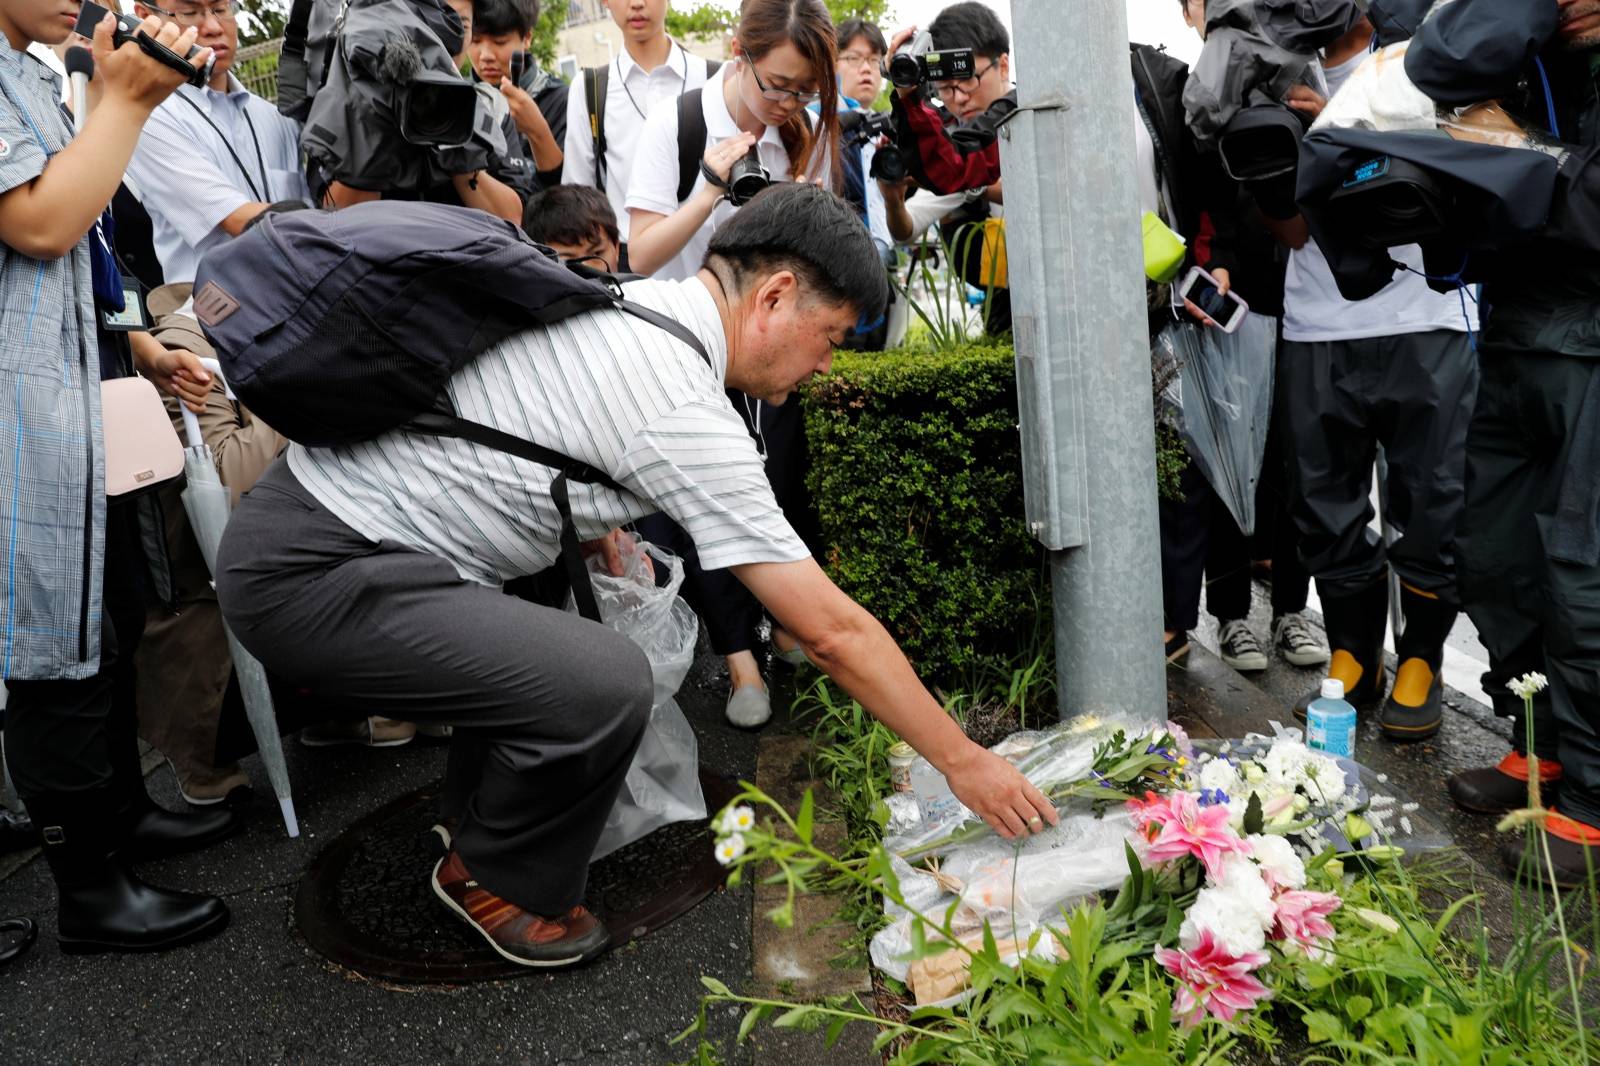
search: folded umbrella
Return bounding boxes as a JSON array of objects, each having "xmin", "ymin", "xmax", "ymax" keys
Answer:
[{"xmin": 178, "ymin": 370, "xmax": 300, "ymax": 839}]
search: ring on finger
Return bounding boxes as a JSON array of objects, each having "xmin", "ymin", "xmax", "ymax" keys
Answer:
[{"xmin": 1027, "ymin": 816, "xmax": 1043, "ymax": 828}]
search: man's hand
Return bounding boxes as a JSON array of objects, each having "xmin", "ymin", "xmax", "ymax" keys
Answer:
[
  {"xmin": 877, "ymin": 174, "xmax": 917, "ymax": 203},
  {"xmin": 886, "ymin": 26, "xmax": 918, "ymax": 99},
  {"xmin": 1284, "ymin": 84, "xmax": 1328, "ymax": 122},
  {"xmin": 499, "ymin": 78, "xmax": 549, "ymax": 139},
  {"xmin": 131, "ymin": 332, "xmax": 212, "ymax": 414},
  {"xmin": 579, "ymin": 528, "xmax": 630, "ymax": 577},
  {"xmin": 92, "ymin": 14, "xmax": 211, "ymax": 115},
  {"xmin": 1183, "ymin": 266, "xmax": 1231, "ymax": 328},
  {"xmin": 942, "ymin": 742, "xmax": 1060, "ymax": 840}
]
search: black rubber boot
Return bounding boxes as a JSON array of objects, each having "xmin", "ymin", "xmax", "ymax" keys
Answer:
[
  {"xmin": 1295, "ymin": 578, "xmax": 1389, "ymax": 720},
  {"xmin": 1449, "ymin": 753, "xmax": 1561, "ymax": 815},
  {"xmin": 1379, "ymin": 585, "xmax": 1457, "ymax": 742},
  {"xmin": 31, "ymin": 792, "xmax": 230, "ymax": 954}
]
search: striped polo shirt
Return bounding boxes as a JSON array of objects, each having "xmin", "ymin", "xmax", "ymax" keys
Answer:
[{"xmin": 288, "ymin": 276, "xmax": 809, "ymax": 586}]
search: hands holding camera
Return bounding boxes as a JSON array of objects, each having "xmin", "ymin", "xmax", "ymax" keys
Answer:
[
  {"xmin": 697, "ymin": 132, "xmax": 758, "ymax": 205},
  {"xmin": 88, "ymin": 14, "xmax": 212, "ymax": 117}
]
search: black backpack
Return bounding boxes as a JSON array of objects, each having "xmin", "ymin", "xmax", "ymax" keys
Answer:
[
  {"xmin": 191, "ymin": 201, "xmax": 712, "ymax": 620},
  {"xmin": 582, "ymin": 56, "xmax": 721, "ymax": 198}
]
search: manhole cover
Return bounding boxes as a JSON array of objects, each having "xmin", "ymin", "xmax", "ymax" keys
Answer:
[{"xmin": 294, "ymin": 770, "xmax": 738, "ymax": 983}]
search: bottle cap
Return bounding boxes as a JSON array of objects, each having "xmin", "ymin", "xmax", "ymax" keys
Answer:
[
  {"xmin": 1320, "ymin": 678, "xmax": 1346, "ymax": 700},
  {"xmin": 888, "ymin": 741, "xmax": 916, "ymax": 761}
]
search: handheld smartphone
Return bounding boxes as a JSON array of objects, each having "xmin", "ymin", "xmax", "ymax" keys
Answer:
[
  {"xmin": 509, "ymin": 52, "xmax": 528, "ymax": 85},
  {"xmin": 1177, "ymin": 266, "xmax": 1249, "ymax": 333},
  {"xmin": 73, "ymin": 0, "xmax": 215, "ymax": 87}
]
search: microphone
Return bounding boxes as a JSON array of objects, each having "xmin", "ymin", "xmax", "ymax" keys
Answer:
[{"xmin": 65, "ymin": 46, "xmax": 94, "ymax": 134}]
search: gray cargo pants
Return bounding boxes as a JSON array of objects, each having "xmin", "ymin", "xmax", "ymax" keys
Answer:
[{"xmin": 215, "ymin": 460, "xmax": 653, "ymax": 916}]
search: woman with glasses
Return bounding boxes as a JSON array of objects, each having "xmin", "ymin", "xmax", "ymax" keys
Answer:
[{"xmin": 625, "ymin": 0, "xmax": 840, "ymax": 730}]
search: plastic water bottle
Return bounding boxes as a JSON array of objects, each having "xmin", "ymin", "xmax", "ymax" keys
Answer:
[{"xmin": 1305, "ymin": 678, "xmax": 1357, "ymax": 757}]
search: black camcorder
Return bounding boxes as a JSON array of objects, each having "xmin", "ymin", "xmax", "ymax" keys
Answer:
[
  {"xmin": 1217, "ymin": 102, "xmax": 1310, "ymax": 183},
  {"xmin": 73, "ymin": 0, "xmax": 215, "ymax": 87},
  {"xmin": 887, "ymin": 30, "xmax": 975, "ymax": 90},
  {"xmin": 1326, "ymin": 155, "xmax": 1451, "ymax": 247},
  {"xmin": 726, "ymin": 147, "xmax": 771, "ymax": 206},
  {"xmin": 838, "ymin": 109, "xmax": 910, "ymax": 182}
]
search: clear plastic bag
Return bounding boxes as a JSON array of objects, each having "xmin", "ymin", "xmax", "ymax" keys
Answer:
[
  {"xmin": 571, "ymin": 535, "xmax": 706, "ymax": 860},
  {"xmin": 1155, "ymin": 316, "xmax": 1276, "ymax": 536}
]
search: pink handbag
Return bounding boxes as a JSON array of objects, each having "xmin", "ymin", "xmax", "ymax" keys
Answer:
[{"xmin": 101, "ymin": 376, "xmax": 184, "ymax": 498}]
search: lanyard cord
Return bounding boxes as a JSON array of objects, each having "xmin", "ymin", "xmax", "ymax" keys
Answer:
[
  {"xmin": 616, "ymin": 44, "xmax": 690, "ymax": 121},
  {"xmin": 1399, "ymin": 253, "xmax": 1480, "ymax": 352},
  {"xmin": 175, "ymin": 88, "xmax": 272, "ymax": 202}
]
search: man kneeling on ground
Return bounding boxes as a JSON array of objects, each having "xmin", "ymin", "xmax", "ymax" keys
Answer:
[{"xmin": 214, "ymin": 184, "xmax": 1058, "ymax": 969}]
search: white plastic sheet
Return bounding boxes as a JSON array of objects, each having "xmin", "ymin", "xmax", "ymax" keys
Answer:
[{"xmin": 572, "ymin": 535, "xmax": 706, "ymax": 861}]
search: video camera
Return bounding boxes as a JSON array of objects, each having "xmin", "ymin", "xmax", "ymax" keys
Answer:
[
  {"xmin": 278, "ymin": 0, "xmax": 503, "ymax": 197},
  {"xmin": 838, "ymin": 109, "xmax": 911, "ymax": 182},
  {"xmin": 886, "ymin": 30, "xmax": 975, "ymax": 90},
  {"xmin": 73, "ymin": 0, "xmax": 215, "ymax": 87}
]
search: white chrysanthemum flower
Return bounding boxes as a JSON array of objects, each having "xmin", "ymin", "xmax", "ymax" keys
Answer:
[
  {"xmin": 714, "ymin": 833, "xmax": 747, "ymax": 867},
  {"xmin": 727, "ymin": 805, "xmax": 756, "ymax": 833},
  {"xmin": 1197, "ymin": 757, "xmax": 1245, "ymax": 797},
  {"xmin": 1261, "ymin": 740, "xmax": 1347, "ymax": 805},
  {"xmin": 1507, "ymin": 673, "xmax": 1549, "ymax": 699},
  {"xmin": 1247, "ymin": 833, "xmax": 1306, "ymax": 890},
  {"xmin": 1180, "ymin": 854, "xmax": 1276, "ymax": 956}
]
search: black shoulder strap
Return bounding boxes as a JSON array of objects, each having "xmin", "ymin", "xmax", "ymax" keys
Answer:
[
  {"xmin": 401, "ymin": 296, "xmax": 715, "ymax": 623},
  {"xmin": 705, "ymin": 58, "xmax": 721, "ymax": 78},
  {"xmin": 676, "ymin": 89, "xmax": 707, "ymax": 204},
  {"xmin": 585, "ymin": 64, "xmax": 609, "ymax": 189}
]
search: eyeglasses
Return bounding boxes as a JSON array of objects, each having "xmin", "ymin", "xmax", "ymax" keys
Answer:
[
  {"xmin": 837, "ymin": 51, "xmax": 881, "ymax": 69},
  {"xmin": 746, "ymin": 60, "xmax": 821, "ymax": 105},
  {"xmin": 932, "ymin": 58, "xmax": 999, "ymax": 101},
  {"xmin": 143, "ymin": 0, "xmax": 239, "ymax": 26}
]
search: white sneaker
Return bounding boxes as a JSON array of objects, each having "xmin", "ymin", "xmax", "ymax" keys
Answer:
[
  {"xmin": 1217, "ymin": 619, "xmax": 1268, "ymax": 672},
  {"xmin": 724, "ymin": 685, "xmax": 772, "ymax": 729},
  {"xmin": 1272, "ymin": 612, "xmax": 1330, "ymax": 667}
]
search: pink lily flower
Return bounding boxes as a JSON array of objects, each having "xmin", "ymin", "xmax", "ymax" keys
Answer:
[
  {"xmin": 1154, "ymin": 928, "xmax": 1272, "ymax": 1026},
  {"xmin": 1272, "ymin": 889, "xmax": 1342, "ymax": 955},
  {"xmin": 1127, "ymin": 790, "xmax": 1251, "ymax": 880}
]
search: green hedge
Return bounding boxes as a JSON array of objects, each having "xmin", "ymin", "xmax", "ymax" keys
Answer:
[{"xmin": 801, "ymin": 341, "xmax": 1049, "ymax": 684}]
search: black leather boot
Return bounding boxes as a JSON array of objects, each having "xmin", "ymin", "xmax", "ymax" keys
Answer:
[
  {"xmin": 106, "ymin": 692, "xmax": 242, "ymax": 863},
  {"xmin": 1295, "ymin": 577, "xmax": 1390, "ymax": 719},
  {"xmin": 31, "ymin": 793, "xmax": 229, "ymax": 954}
]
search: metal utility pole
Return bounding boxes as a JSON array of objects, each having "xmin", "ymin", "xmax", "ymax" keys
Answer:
[{"xmin": 1000, "ymin": 0, "xmax": 1167, "ymax": 727}]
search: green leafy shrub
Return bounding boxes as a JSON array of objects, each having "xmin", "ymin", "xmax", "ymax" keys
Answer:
[{"xmin": 801, "ymin": 341, "xmax": 1048, "ymax": 685}]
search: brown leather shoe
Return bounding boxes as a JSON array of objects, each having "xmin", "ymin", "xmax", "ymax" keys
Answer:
[{"xmin": 430, "ymin": 850, "xmax": 608, "ymax": 968}]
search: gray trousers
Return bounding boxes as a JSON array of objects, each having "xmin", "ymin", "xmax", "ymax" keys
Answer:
[
  {"xmin": 215, "ymin": 460, "xmax": 653, "ymax": 915},
  {"xmin": 1279, "ymin": 329, "xmax": 1479, "ymax": 600}
]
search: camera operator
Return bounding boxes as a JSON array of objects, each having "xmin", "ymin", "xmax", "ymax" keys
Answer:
[
  {"xmin": 323, "ymin": 0, "xmax": 527, "ymax": 222},
  {"xmin": 1403, "ymin": 0, "xmax": 1600, "ymax": 885},
  {"xmin": 880, "ymin": 4, "xmax": 1010, "ymax": 332},
  {"xmin": 1214, "ymin": 10, "xmax": 1479, "ymax": 746},
  {"xmin": 1, "ymin": 7, "xmax": 233, "ymax": 954},
  {"xmin": 124, "ymin": 0, "xmax": 309, "ymax": 284},
  {"xmin": 469, "ymin": 0, "xmax": 566, "ymax": 188}
]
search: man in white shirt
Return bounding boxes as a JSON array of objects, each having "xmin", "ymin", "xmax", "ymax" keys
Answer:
[
  {"xmin": 124, "ymin": 0, "xmax": 308, "ymax": 284},
  {"xmin": 214, "ymin": 185, "xmax": 1060, "ymax": 970},
  {"xmin": 1274, "ymin": 21, "xmax": 1478, "ymax": 743},
  {"xmin": 562, "ymin": 0, "xmax": 711, "ymax": 264}
]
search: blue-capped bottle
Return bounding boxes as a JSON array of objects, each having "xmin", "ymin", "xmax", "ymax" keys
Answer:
[{"xmin": 1305, "ymin": 678, "xmax": 1357, "ymax": 758}]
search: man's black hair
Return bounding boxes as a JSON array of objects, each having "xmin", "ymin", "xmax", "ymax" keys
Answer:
[
  {"xmin": 474, "ymin": 0, "xmax": 533, "ymax": 37},
  {"xmin": 836, "ymin": 18, "xmax": 887, "ymax": 56},
  {"xmin": 704, "ymin": 184, "xmax": 889, "ymax": 321},
  {"xmin": 929, "ymin": 1, "xmax": 1009, "ymax": 59},
  {"xmin": 522, "ymin": 185, "xmax": 620, "ymax": 247}
]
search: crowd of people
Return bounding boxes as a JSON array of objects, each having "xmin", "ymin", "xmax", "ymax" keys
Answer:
[{"xmin": 0, "ymin": 0, "xmax": 1596, "ymax": 976}]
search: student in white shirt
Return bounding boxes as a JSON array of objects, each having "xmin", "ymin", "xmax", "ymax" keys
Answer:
[
  {"xmin": 215, "ymin": 185, "xmax": 1061, "ymax": 969},
  {"xmin": 625, "ymin": 0, "xmax": 841, "ymax": 729},
  {"xmin": 561, "ymin": 0, "xmax": 713, "ymax": 259}
]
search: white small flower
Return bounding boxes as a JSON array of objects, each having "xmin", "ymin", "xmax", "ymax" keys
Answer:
[
  {"xmin": 714, "ymin": 833, "xmax": 748, "ymax": 867},
  {"xmin": 1507, "ymin": 673, "xmax": 1549, "ymax": 700},
  {"xmin": 727, "ymin": 805, "xmax": 756, "ymax": 833},
  {"xmin": 1197, "ymin": 758, "xmax": 1245, "ymax": 797}
]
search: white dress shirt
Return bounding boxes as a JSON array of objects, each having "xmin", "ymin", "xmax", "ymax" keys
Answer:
[
  {"xmin": 562, "ymin": 41, "xmax": 710, "ymax": 243},
  {"xmin": 125, "ymin": 74, "xmax": 309, "ymax": 284}
]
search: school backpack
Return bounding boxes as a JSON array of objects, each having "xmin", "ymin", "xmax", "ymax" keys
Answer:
[
  {"xmin": 190, "ymin": 201, "xmax": 711, "ymax": 620},
  {"xmin": 582, "ymin": 56, "xmax": 721, "ymax": 193}
]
